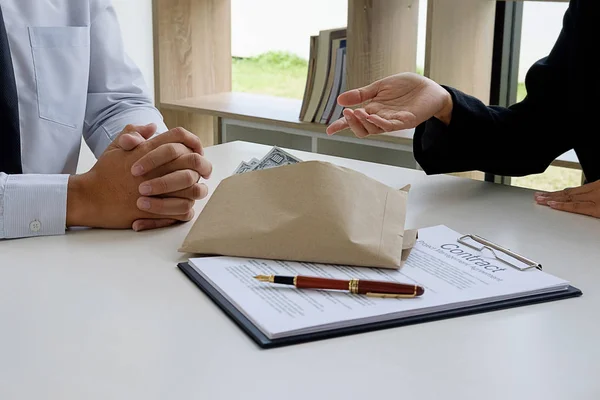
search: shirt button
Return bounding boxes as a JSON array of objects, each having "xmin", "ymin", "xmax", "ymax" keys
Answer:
[{"xmin": 30, "ymin": 220, "xmax": 42, "ymax": 232}]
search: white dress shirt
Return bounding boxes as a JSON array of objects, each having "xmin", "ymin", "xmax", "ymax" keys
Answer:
[{"xmin": 0, "ymin": 0, "xmax": 168, "ymax": 239}]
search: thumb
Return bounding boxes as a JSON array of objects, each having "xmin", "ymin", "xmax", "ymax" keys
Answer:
[
  {"xmin": 337, "ymin": 80, "xmax": 380, "ymax": 107},
  {"xmin": 135, "ymin": 123, "xmax": 159, "ymax": 140},
  {"xmin": 115, "ymin": 123, "xmax": 158, "ymax": 151}
]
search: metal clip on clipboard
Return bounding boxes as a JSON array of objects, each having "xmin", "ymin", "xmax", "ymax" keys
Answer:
[{"xmin": 457, "ymin": 234, "xmax": 542, "ymax": 271}]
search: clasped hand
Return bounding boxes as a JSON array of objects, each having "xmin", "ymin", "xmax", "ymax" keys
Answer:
[{"xmin": 67, "ymin": 124, "xmax": 212, "ymax": 232}]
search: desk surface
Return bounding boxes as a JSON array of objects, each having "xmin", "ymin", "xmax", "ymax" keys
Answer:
[{"xmin": 1, "ymin": 141, "xmax": 598, "ymax": 400}]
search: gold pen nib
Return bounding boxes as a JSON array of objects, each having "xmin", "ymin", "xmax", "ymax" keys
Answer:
[{"xmin": 254, "ymin": 275, "xmax": 274, "ymax": 283}]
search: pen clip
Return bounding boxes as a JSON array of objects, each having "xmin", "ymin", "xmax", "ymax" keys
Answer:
[
  {"xmin": 365, "ymin": 292, "xmax": 417, "ymax": 299},
  {"xmin": 457, "ymin": 234, "xmax": 542, "ymax": 271}
]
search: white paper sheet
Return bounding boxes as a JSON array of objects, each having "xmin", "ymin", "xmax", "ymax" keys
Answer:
[{"xmin": 189, "ymin": 225, "xmax": 569, "ymax": 339}]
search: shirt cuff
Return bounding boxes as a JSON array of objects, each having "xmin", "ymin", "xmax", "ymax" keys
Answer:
[
  {"xmin": 413, "ymin": 117, "xmax": 454, "ymax": 174},
  {"xmin": 2, "ymin": 174, "xmax": 69, "ymax": 239},
  {"xmin": 86, "ymin": 108, "xmax": 169, "ymax": 158}
]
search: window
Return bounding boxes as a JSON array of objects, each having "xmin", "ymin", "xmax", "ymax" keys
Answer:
[
  {"xmin": 230, "ymin": 0, "xmax": 347, "ymax": 99},
  {"xmin": 516, "ymin": 1, "xmax": 567, "ymax": 102},
  {"xmin": 230, "ymin": 0, "xmax": 429, "ymax": 99}
]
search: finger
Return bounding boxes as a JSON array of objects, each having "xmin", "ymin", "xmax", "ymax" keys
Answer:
[
  {"xmin": 131, "ymin": 143, "xmax": 190, "ymax": 176},
  {"xmin": 379, "ymin": 110, "xmax": 418, "ymax": 128},
  {"xmin": 538, "ymin": 191, "xmax": 598, "ymax": 205},
  {"xmin": 144, "ymin": 127, "xmax": 204, "ymax": 156},
  {"xmin": 117, "ymin": 123, "xmax": 158, "ymax": 151},
  {"xmin": 535, "ymin": 195, "xmax": 551, "ymax": 206},
  {"xmin": 547, "ymin": 201, "xmax": 596, "ymax": 217},
  {"xmin": 137, "ymin": 196, "xmax": 195, "ymax": 216},
  {"xmin": 337, "ymin": 81, "xmax": 380, "ymax": 107},
  {"xmin": 160, "ymin": 152, "xmax": 212, "ymax": 180},
  {"xmin": 132, "ymin": 218, "xmax": 178, "ymax": 232},
  {"xmin": 160, "ymin": 183, "xmax": 209, "ymax": 200},
  {"xmin": 326, "ymin": 116, "xmax": 350, "ymax": 135},
  {"xmin": 536, "ymin": 183, "xmax": 594, "ymax": 199},
  {"xmin": 364, "ymin": 114, "xmax": 396, "ymax": 132},
  {"xmin": 536, "ymin": 194, "xmax": 569, "ymax": 204},
  {"xmin": 354, "ymin": 109, "xmax": 385, "ymax": 135},
  {"xmin": 368, "ymin": 113, "xmax": 413, "ymax": 132},
  {"xmin": 535, "ymin": 193, "xmax": 569, "ymax": 205},
  {"xmin": 535, "ymin": 189, "xmax": 567, "ymax": 199},
  {"xmin": 134, "ymin": 123, "xmax": 159, "ymax": 139},
  {"xmin": 139, "ymin": 169, "xmax": 200, "ymax": 196},
  {"xmin": 343, "ymin": 109, "xmax": 370, "ymax": 138}
]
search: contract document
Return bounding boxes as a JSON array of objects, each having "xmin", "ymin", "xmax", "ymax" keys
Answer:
[{"xmin": 180, "ymin": 225, "xmax": 580, "ymax": 347}]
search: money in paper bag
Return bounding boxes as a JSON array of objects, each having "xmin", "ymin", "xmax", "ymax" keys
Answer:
[{"xmin": 179, "ymin": 161, "xmax": 415, "ymax": 269}]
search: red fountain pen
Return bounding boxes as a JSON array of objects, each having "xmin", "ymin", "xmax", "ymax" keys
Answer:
[{"xmin": 254, "ymin": 274, "xmax": 424, "ymax": 298}]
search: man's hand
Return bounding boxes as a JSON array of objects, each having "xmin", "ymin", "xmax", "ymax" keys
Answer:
[
  {"xmin": 326, "ymin": 72, "xmax": 453, "ymax": 137},
  {"xmin": 129, "ymin": 126, "xmax": 211, "ymax": 231},
  {"xmin": 535, "ymin": 181, "xmax": 600, "ymax": 218},
  {"xmin": 67, "ymin": 125, "xmax": 212, "ymax": 230},
  {"xmin": 116, "ymin": 124, "xmax": 209, "ymax": 231}
]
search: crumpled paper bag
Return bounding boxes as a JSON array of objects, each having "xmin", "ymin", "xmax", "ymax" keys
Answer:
[{"xmin": 179, "ymin": 160, "xmax": 417, "ymax": 269}]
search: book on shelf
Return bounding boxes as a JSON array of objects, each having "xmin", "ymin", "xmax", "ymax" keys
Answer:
[
  {"xmin": 300, "ymin": 27, "xmax": 347, "ymax": 124},
  {"xmin": 299, "ymin": 35, "xmax": 318, "ymax": 122},
  {"xmin": 323, "ymin": 45, "xmax": 346, "ymax": 124},
  {"xmin": 316, "ymin": 37, "xmax": 345, "ymax": 123},
  {"xmin": 319, "ymin": 39, "xmax": 346, "ymax": 124}
]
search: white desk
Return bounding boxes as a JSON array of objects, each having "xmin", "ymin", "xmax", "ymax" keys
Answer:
[{"xmin": 1, "ymin": 141, "xmax": 599, "ymax": 400}]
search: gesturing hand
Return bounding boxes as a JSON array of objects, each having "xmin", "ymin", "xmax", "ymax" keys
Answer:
[
  {"xmin": 535, "ymin": 180, "xmax": 600, "ymax": 218},
  {"xmin": 326, "ymin": 72, "xmax": 453, "ymax": 137}
]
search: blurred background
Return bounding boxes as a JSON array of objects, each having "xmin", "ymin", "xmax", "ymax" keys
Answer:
[{"xmin": 106, "ymin": 0, "xmax": 579, "ymax": 191}]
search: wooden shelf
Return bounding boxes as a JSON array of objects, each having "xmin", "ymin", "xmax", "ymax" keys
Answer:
[
  {"xmin": 162, "ymin": 91, "xmax": 580, "ymax": 171},
  {"xmin": 161, "ymin": 92, "xmax": 414, "ymax": 147},
  {"xmin": 162, "ymin": 93, "xmax": 326, "ymax": 134},
  {"xmin": 425, "ymin": 0, "xmax": 496, "ymax": 103},
  {"xmin": 347, "ymin": 0, "xmax": 419, "ymax": 89},
  {"xmin": 153, "ymin": 0, "xmax": 232, "ymax": 146},
  {"xmin": 152, "ymin": 0, "xmax": 580, "ymax": 175},
  {"xmin": 153, "ymin": 0, "xmax": 419, "ymax": 146}
]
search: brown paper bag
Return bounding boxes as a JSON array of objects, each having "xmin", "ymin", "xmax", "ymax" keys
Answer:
[{"xmin": 179, "ymin": 161, "xmax": 416, "ymax": 269}]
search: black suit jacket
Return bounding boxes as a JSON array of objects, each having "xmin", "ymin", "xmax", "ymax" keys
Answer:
[{"xmin": 414, "ymin": 0, "xmax": 599, "ymax": 182}]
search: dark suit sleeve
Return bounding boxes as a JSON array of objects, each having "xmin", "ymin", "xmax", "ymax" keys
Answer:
[{"xmin": 413, "ymin": 4, "xmax": 575, "ymax": 177}]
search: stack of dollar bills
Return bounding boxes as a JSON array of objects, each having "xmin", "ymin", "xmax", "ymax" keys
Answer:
[{"xmin": 233, "ymin": 146, "xmax": 303, "ymax": 175}]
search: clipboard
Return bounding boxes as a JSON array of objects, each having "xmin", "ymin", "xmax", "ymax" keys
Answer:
[
  {"xmin": 458, "ymin": 234, "xmax": 542, "ymax": 271},
  {"xmin": 176, "ymin": 225, "xmax": 581, "ymax": 349},
  {"xmin": 177, "ymin": 262, "xmax": 582, "ymax": 349}
]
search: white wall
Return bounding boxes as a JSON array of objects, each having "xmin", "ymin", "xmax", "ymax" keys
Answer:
[
  {"xmin": 78, "ymin": 0, "xmax": 155, "ymax": 172},
  {"xmin": 112, "ymin": 0, "xmax": 155, "ymax": 98}
]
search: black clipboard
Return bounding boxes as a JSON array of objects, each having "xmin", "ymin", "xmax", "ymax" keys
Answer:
[{"xmin": 177, "ymin": 262, "xmax": 582, "ymax": 349}]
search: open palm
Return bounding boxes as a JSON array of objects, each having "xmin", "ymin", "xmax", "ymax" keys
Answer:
[{"xmin": 326, "ymin": 72, "xmax": 452, "ymax": 137}]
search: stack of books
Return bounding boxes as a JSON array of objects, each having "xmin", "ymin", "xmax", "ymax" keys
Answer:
[{"xmin": 299, "ymin": 27, "xmax": 347, "ymax": 125}]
